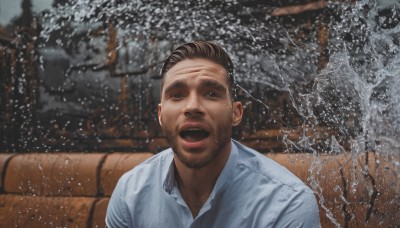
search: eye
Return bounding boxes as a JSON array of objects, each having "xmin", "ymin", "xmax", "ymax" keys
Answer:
[
  {"xmin": 206, "ymin": 91, "xmax": 219, "ymax": 98},
  {"xmin": 170, "ymin": 92, "xmax": 184, "ymax": 100}
]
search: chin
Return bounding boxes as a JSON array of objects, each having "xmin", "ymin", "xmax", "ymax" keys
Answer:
[
  {"xmin": 173, "ymin": 144, "xmax": 224, "ymax": 169},
  {"xmin": 164, "ymin": 125, "xmax": 231, "ymax": 169}
]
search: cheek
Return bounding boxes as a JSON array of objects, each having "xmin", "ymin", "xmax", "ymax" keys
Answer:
[
  {"xmin": 210, "ymin": 105, "xmax": 233, "ymax": 120},
  {"xmin": 160, "ymin": 104, "xmax": 183, "ymax": 120}
]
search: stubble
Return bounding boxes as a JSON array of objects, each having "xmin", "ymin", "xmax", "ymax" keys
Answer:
[{"xmin": 162, "ymin": 117, "xmax": 232, "ymax": 169}]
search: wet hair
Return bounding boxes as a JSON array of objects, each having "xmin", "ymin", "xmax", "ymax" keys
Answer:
[{"xmin": 160, "ymin": 41, "xmax": 236, "ymax": 100}]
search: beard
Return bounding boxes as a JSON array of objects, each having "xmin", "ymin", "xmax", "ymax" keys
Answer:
[{"xmin": 162, "ymin": 118, "xmax": 232, "ymax": 169}]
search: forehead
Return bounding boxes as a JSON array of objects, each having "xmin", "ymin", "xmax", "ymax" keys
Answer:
[{"xmin": 163, "ymin": 58, "xmax": 228, "ymax": 87}]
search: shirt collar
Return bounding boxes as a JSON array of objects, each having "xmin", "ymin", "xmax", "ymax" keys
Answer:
[
  {"xmin": 209, "ymin": 140, "xmax": 238, "ymax": 199},
  {"xmin": 163, "ymin": 149, "xmax": 175, "ymax": 194}
]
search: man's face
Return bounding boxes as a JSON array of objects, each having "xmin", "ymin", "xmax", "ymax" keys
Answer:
[{"xmin": 158, "ymin": 58, "xmax": 243, "ymax": 169}]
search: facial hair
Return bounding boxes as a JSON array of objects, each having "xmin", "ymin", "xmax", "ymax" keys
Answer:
[{"xmin": 162, "ymin": 116, "xmax": 232, "ymax": 169}]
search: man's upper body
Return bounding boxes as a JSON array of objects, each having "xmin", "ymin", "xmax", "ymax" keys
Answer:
[
  {"xmin": 106, "ymin": 140, "xmax": 321, "ymax": 228},
  {"xmin": 106, "ymin": 41, "xmax": 321, "ymax": 227}
]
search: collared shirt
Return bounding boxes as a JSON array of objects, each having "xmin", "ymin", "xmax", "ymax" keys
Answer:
[{"xmin": 106, "ymin": 140, "xmax": 321, "ymax": 228}]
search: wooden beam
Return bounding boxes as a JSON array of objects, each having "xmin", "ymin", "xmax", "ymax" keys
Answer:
[
  {"xmin": 0, "ymin": 34, "xmax": 13, "ymax": 46},
  {"xmin": 271, "ymin": 0, "xmax": 327, "ymax": 17}
]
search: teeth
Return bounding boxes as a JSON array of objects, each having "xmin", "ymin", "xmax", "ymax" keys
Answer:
[{"xmin": 185, "ymin": 128, "xmax": 203, "ymax": 131}]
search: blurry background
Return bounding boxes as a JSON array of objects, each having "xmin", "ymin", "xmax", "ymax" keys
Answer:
[
  {"xmin": 1, "ymin": 0, "xmax": 352, "ymax": 153},
  {"xmin": 1, "ymin": 0, "xmax": 399, "ymax": 157}
]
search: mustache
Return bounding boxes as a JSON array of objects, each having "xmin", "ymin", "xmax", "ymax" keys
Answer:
[{"xmin": 161, "ymin": 117, "xmax": 211, "ymax": 133}]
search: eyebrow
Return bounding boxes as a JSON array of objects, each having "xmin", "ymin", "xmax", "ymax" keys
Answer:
[
  {"xmin": 163, "ymin": 80, "xmax": 187, "ymax": 96},
  {"xmin": 201, "ymin": 80, "xmax": 227, "ymax": 92},
  {"xmin": 163, "ymin": 78, "xmax": 228, "ymax": 97}
]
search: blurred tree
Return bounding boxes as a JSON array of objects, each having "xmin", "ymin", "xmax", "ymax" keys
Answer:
[{"xmin": 15, "ymin": 0, "xmax": 33, "ymax": 28}]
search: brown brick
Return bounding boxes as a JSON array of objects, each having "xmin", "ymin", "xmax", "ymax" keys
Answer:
[
  {"xmin": 310, "ymin": 154, "xmax": 350, "ymax": 206},
  {"xmin": 148, "ymin": 138, "xmax": 170, "ymax": 152},
  {"xmin": 370, "ymin": 152, "xmax": 400, "ymax": 226},
  {"xmin": 267, "ymin": 152, "xmax": 400, "ymax": 227},
  {"xmin": 0, "ymin": 194, "xmax": 95, "ymax": 228},
  {"xmin": 1, "ymin": 151, "xmax": 396, "ymax": 227},
  {"xmin": 374, "ymin": 152, "xmax": 400, "ymax": 200},
  {"xmin": 241, "ymin": 139, "xmax": 285, "ymax": 152},
  {"xmin": 346, "ymin": 202, "xmax": 399, "ymax": 228},
  {"xmin": 101, "ymin": 153, "xmax": 153, "ymax": 196},
  {"xmin": 339, "ymin": 152, "xmax": 376, "ymax": 203},
  {"xmin": 307, "ymin": 154, "xmax": 355, "ymax": 227},
  {"xmin": 317, "ymin": 201, "xmax": 345, "ymax": 228},
  {"xmin": 91, "ymin": 198, "xmax": 109, "ymax": 228},
  {"xmin": 0, "ymin": 153, "xmax": 15, "ymax": 192},
  {"xmin": 4, "ymin": 153, "xmax": 105, "ymax": 196},
  {"xmin": 245, "ymin": 129, "xmax": 283, "ymax": 138}
]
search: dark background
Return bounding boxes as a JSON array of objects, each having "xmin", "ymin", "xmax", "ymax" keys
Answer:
[{"xmin": 0, "ymin": 0, "xmax": 369, "ymax": 152}]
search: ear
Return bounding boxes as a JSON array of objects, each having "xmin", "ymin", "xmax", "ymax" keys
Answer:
[
  {"xmin": 158, "ymin": 103, "xmax": 163, "ymax": 127},
  {"xmin": 232, "ymin": 101, "xmax": 243, "ymax": 126}
]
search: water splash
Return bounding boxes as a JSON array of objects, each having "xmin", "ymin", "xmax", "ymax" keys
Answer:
[
  {"xmin": 4, "ymin": 0, "xmax": 399, "ymax": 225},
  {"xmin": 36, "ymin": 0, "xmax": 400, "ymax": 156},
  {"xmin": 322, "ymin": 0, "xmax": 400, "ymax": 153}
]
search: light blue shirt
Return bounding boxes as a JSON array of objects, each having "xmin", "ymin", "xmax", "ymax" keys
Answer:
[{"xmin": 106, "ymin": 140, "xmax": 321, "ymax": 228}]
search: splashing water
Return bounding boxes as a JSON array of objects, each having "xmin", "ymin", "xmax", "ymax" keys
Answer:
[
  {"xmin": 319, "ymin": 0, "xmax": 400, "ymax": 154},
  {"xmin": 47, "ymin": 0, "xmax": 398, "ymax": 151},
  {"xmin": 5, "ymin": 0, "xmax": 399, "ymax": 226}
]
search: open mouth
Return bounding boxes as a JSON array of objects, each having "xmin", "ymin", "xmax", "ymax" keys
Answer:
[{"xmin": 179, "ymin": 128, "xmax": 210, "ymax": 142}]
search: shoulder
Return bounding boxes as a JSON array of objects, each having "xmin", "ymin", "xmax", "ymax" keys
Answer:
[
  {"xmin": 231, "ymin": 141, "xmax": 320, "ymax": 227},
  {"xmin": 114, "ymin": 149, "xmax": 173, "ymax": 194},
  {"xmin": 233, "ymin": 141, "xmax": 310, "ymax": 192},
  {"xmin": 117, "ymin": 148, "xmax": 173, "ymax": 190},
  {"xmin": 106, "ymin": 149, "xmax": 174, "ymax": 227}
]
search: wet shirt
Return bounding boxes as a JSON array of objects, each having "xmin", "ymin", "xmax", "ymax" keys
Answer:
[{"xmin": 106, "ymin": 140, "xmax": 321, "ymax": 228}]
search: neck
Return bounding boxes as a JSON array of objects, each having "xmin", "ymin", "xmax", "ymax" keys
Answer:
[{"xmin": 174, "ymin": 142, "xmax": 231, "ymax": 217}]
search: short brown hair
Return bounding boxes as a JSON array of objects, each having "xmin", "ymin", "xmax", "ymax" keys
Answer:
[{"xmin": 160, "ymin": 41, "xmax": 236, "ymax": 99}]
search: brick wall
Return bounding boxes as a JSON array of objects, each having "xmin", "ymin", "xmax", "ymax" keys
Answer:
[{"xmin": 1, "ymin": 152, "xmax": 398, "ymax": 227}]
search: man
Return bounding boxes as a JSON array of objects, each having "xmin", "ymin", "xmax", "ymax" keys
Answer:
[{"xmin": 106, "ymin": 41, "xmax": 321, "ymax": 227}]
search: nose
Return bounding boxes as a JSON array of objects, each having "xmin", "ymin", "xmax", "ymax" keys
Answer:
[{"xmin": 183, "ymin": 93, "xmax": 204, "ymax": 117}]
